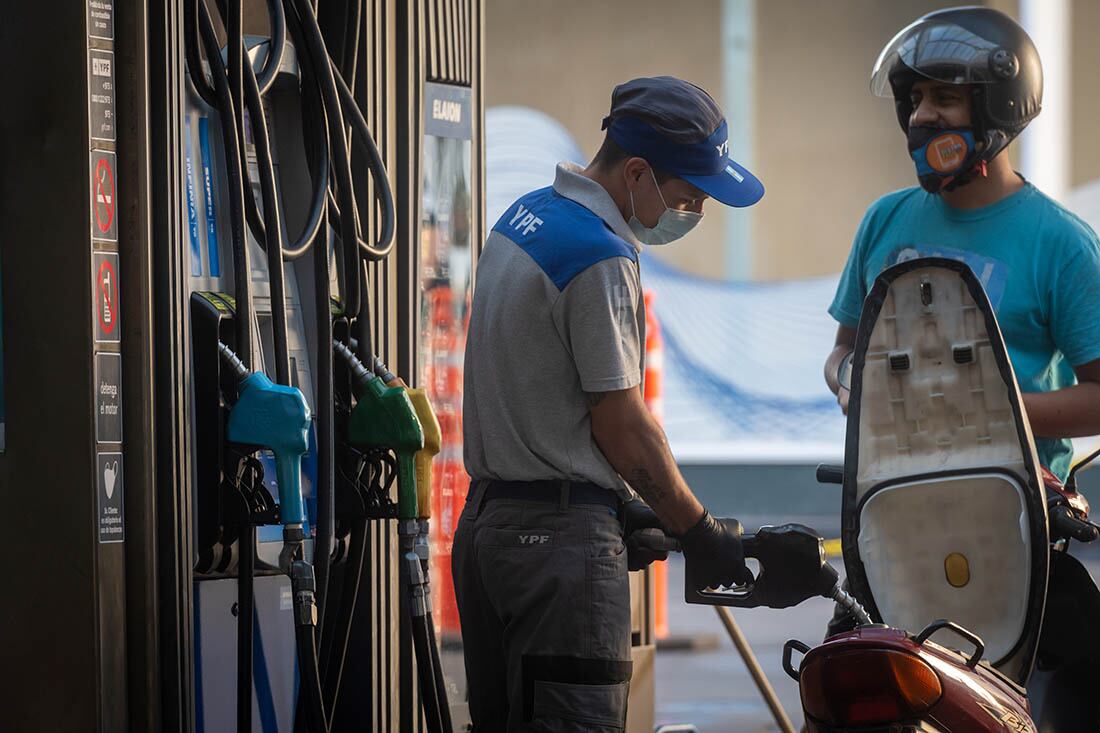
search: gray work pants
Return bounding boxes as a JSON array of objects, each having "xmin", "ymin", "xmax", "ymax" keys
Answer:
[{"xmin": 452, "ymin": 480, "xmax": 633, "ymax": 731}]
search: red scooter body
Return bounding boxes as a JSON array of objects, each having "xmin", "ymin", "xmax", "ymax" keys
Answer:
[{"xmin": 796, "ymin": 625, "xmax": 1035, "ymax": 733}]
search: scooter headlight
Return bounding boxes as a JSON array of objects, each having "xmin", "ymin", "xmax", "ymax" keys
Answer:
[{"xmin": 800, "ymin": 649, "xmax": 942, "ymax": 727}]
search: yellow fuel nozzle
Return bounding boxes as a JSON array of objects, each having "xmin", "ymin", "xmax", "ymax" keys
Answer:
[{"xmin": 407, "ymin": 388, "xmax": 441, "ymax": 520}]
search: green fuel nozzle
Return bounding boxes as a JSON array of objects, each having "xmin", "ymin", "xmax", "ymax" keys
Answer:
[
  {"xmin": 335, "ymin": 341, "xmax": 423, "ymax": 522},
  {"xmin": 221, "ymin": 343, "xmax": 312, "ymax": 530}
]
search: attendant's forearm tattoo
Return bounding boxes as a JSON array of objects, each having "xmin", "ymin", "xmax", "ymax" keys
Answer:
[{"xmin": 626, "ymin": 467, "xmax": 669, "ymax": 506}]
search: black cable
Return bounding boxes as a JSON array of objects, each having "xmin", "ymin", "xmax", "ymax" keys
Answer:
[
  {"xmin": 200, "ymin": 0, "xmax": 286, "ymax": 99},
  {"xmin": 293, "ymin": 604, "xmax": 330, "ymax": 733},
  {"xmin": 411, "ymin": 612, "xmax": 446, "ymax": 733},
  {"xmin": 288, "ymin": 0, "xmax": 362, "ymax": 320},
  {"xmin": 255, "ymin": 0, "xmax": 287, "ymax": 95},
  {"xmin": 236, "ymin": 3, "xmax": 331, "ymax": 262},
  {"xmin": 425, "ymin": 612, "xmax": 454, "ymax": 732},
  {"xmin": 354, "ymin": 262, "xmax": 374, "ymax": 379},
  {"xmin": 185, "ymin": 0, "xmax": 218, "ymax": 107},
  {"xmin": 197, "ymin": 0, "xmax": 254, "ymax": 361},
  {"xmin": 330, "ymin": 68, "xmax": 396, "ymax": 261},
  {"xmin": 312, "ymin": 206, "xmax": 335, "ymax": 630},
  {"xmin": 240, "ymin": 42, "xmax": 290, "ymax": 385},
  {"xmin": 321, "ymin": 516, "xmax": 367, "ymax": 717},
  {"xmin": 340, "ymin": 0, "xmax": 362, "ymax": 88}
]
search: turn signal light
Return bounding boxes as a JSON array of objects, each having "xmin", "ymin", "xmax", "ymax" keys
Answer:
[{"xmin": 800, "ymin": 649, "xmax": 943, "ymax": 726}]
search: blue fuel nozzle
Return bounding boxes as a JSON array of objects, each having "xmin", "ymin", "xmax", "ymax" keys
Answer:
[{"xmin": 227, "ymin": 370, "xmax": 312, "ymax": 527}]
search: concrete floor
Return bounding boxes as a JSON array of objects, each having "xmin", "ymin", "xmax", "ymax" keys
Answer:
[{"xmin": 655, "ymin": 552, "xmax": 836, "ymax": 732}]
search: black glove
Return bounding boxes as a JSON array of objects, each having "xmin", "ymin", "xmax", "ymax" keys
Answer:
[
  {"xmin": 620, "ymin": 499, "xmax": 670, "ymax": 571},
  {"xmin": 679, "ymin": 511, "xmax": 753, "ymax": 590}
]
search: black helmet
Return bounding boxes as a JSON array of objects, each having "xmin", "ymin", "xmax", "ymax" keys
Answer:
[{"xmin": 871, "ymin": 6, "xmax": 1042, "ymax": 165}]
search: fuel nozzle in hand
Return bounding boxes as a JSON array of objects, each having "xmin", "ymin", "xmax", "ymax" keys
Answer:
[
  {"xmin": 684, "ymin": 523, "xmax": 871, "ymax": 624},
  {"xmin": 221, "ymin": 343, "xmax": 312, "ymax": 530}
]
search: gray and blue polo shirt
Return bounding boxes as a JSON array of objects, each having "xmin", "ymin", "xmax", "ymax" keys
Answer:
[{"xmin": 463, "ymin": 163, "xmax": 645, "ymax": 499}]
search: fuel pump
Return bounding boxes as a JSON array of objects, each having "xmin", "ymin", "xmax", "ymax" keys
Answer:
[
  {"xmin": 184, "ymin": 0, "xmax": 391, "ymax": 729},
  {"xmin": 5, "ymin": 0, "xmax": 484, "ymax": 729}
]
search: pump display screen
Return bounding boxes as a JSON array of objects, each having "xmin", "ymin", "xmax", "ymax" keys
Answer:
[{"xmin": 418, "ymin": 81, "xmax": 473, "ymax": 694}]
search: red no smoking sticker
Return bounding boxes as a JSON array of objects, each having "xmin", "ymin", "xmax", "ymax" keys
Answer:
[
  {"xmin": 93, "ymin": 252, "xmax": 120, "ymax": 343},
  {"xmin": 90, "ymin": 150, "xmax": 118, "ymax": 241}
]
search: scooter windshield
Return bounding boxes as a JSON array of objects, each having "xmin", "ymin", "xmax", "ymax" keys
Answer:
[{"xmin": 871, "ymin": 17, "xmax": 1003, "ymax": 97}]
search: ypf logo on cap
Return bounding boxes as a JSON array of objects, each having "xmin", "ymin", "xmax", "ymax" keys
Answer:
[{"xmin": 926, "ymin": 133, "xmax": 968, "ymax": 173}]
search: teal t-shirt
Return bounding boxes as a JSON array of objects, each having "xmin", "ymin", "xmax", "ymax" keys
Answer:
[{"xmin": 830, "ymin": 183, "xmax": 1100, "ymax": 481}]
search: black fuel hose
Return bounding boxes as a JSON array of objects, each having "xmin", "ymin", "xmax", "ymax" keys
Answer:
[
  {"xmin": 236, "ymin": 7, "xmax": 331, "ymax": 262},
  {"xmin": 326, "ymin": 68, "xmax": 396, "ymax": 261},
  {"xmin": 320, "ymin": 516, "xmax": 367, "ymax": 717},
  {"xmin": 239, "ymin": 44, "xmax": 290, "ymax": 385},
  {"xmin": 290, "ymin": 557, "xmax": 330, "ymax": 733},
  {"xmin": 411, "ymin": 612, "xmax": 446, "ymax": 733},
  {"xmin": 188, "ymin": 0, "xmax": 286, "ymax": 107},
  {"xmin": 198, "ymin": 9, "xmax": 256, "ymax": 723},
  {"xmin": 286, "ymin": 0, "xmax": 362, "ymax": 321},
  {"xmin": 425, "ymin": 612, "xmax": 454, "ymax": 731},
  {"xmin": 339, "ymin": 0, "xmax": 362, "ymax": 88},
  {"xmin": 197, "ymin": 0, "xmax": 253, "ymax": 363},
  {"xmin": 311, "ymin": 207, "xmax": 335, "ymax": 628}
]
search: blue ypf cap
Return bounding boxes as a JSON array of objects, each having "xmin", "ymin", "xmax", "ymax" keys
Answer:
[{"xmin": 602, "ymin": 76, "xmax": 764, "ymax": 207}]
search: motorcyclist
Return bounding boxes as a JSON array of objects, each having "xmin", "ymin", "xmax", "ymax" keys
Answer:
[{"xmin": 823, "ymin": 6, "xmax": 1100, "ymax": 634}]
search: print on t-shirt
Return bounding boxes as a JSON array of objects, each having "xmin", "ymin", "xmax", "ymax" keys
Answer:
[{"xmin": 889, "ymin": 244, "xmax": 1009, "ymax": 310}]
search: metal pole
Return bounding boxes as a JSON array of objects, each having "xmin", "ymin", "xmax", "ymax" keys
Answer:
[
  {"xmin": 713, "ymin": 606, "xmax": 796, "ymax": 733},
  {"xmin": 1019, "ymin": 0, "xmax": 1070, "ymax": 202}
]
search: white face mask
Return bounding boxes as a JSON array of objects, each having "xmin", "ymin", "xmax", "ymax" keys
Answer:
[{"xmin": 628, "ymin": 168, "xmax": 703, "ymax": 246}]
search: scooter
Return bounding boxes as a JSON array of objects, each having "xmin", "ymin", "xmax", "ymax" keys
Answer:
[
  {"xmin": 685, "ymin": 258, "xmax": 1100, "ymax": 731},
  {"xmin": 685, "ymin": 522, "xmax": 1039, "ymax": 732}
]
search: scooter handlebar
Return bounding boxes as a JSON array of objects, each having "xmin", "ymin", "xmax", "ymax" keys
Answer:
[{"xmin": 1049, "ymin": 504, "xmax": 1100, "ymax": 543}]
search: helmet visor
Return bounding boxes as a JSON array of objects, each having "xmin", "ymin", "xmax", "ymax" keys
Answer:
[{"xmin": 871, "ymin": 17, "xmax": 1003, "ymax": 97}]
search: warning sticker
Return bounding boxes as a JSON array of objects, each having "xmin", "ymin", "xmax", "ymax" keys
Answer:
[
  {"xmin": 88, "ymin": 0, "xmax": 114, "ymax": 41},
  {"xmin": 90, "ymin": 150, "xmax": 118, "ymax": 241},
  {"xmin": 93, "ymin": 252, "xmax": 121, "ymax": 343},
  {"xmin": 95, "ymin": 352, "xmax": 123, "ymax": 443},
  {"xmin": 88, "ymin": 49, "xmax": 116, "ymax": 142},
  {"xmin": 97, "ymin": 451, "xmax": 124, "ymax": 543}
]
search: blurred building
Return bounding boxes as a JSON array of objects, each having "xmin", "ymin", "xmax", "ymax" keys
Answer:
[{"xmin": 485, "ymin": 0, "xmax": 1100, "ymax": 280}]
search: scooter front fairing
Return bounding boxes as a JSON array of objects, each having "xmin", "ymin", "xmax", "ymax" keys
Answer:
[{"xmin": 842, "ymin": 257, "xmax": 1049, "ymax": 686}]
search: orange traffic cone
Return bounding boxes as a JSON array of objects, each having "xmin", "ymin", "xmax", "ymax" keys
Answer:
[{"xmin": 643, "ymin": 290, "xmax": 669, "ymax": 640}]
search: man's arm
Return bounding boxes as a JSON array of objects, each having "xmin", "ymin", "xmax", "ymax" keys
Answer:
[
  {"xmin": 586, "ymin": 387, "xmax": 703, "ymax": 534},
  {"xmin": 823, "ymin": 325, "xmax": 857, "ymax": 413},
  {"xmin": 1023, "ymin": 358, "xmax": 1100, "ymax": 438}
]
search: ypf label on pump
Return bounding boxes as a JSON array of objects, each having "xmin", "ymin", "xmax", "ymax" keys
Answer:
[{"xmin": 88, "ymin": 48, "xmax": 115, "ymax": 142}]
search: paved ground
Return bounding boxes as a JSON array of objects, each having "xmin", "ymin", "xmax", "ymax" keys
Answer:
[
  {"xmin": 655, "ymin": 531, "xmax": 1100, "ymax": 732},
  {"xmin": 655, "ymin": 551, "xmax": 837, "ymax": 732}
]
